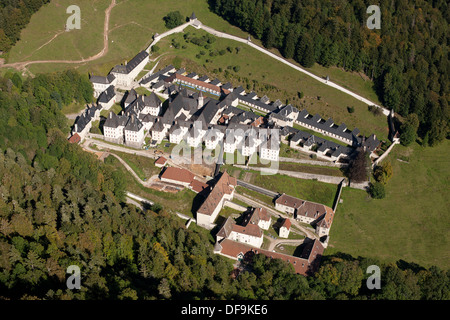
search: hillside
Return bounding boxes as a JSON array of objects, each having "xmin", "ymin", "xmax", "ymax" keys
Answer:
[{"xmin": 2, "ymin": 0, "xmax": 390, "ymax": 140}]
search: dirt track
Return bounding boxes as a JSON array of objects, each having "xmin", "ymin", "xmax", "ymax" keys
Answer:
[{"xmin": 0, "ymin": 0, "xmax": 116, "ymax": 71}]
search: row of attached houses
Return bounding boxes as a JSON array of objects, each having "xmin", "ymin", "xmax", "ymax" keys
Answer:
[
  {"xmin": 229, "ymin": 86, "xmax": 380, "ymax": 150},
  {"xmin": 102, "ymin": 91, "xmax": 162, "ymax": 147},
  {"xmin": 216, "ymin": 207, "xmax": 271, "ymax": 248},
  {"xmin": 95, "ymin": 65, "xmax": 378, "ymax": 164},
  {"xmin": 141, "ymin": 86, "xmax": 281, "ymax": 161},
  {"xmin": 275, "ymin": 193, "xmax": 334, "ymax": 237},
  {"xmin": 70, "ymin": 104, "xmax": 101, "ymax": 141},
  {"xmin": 151, "ymin": 69, "xmax": 380, "ymax": 161},
  {"xmin": 142, "ymin": 64, "xmax": 381, "ymax": 156}
]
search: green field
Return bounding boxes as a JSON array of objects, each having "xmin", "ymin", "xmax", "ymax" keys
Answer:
[
  {"xmin": 8, "ymin": 0, "xmax": 247, "ymax": 76},
  {"xmin": 110, "ymin": 150, "xmax": 161, "ymax": 180},
  {"xmin": 8, "ymin": 0, "xmax": 107, "ymax": 63},
  {"xmin": 327, "ymin": 140, "xmax": 450, "ymax": 269},
  {"xmin": 229, "ymin": 166, "xmax": 337, "ymax": 208}
]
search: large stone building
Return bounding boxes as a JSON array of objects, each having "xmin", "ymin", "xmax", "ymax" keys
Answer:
[
  {"xmin": 90, "ymin": 74, "xmax": 117, "ymax": 98},
  {"xmin": 275, "ymin": 193, "xmax": 334, "ymax": 237},
  {"xmin": 97, "ymin": 85, "xmax": 116, "ymax": 110},
  {"xmin": 71, "ymin": 104, "xmax": 101, "ymax": 140},
  {"xmin": 217, "ymin": 217, "xmax": 264, "ymax": 248},
  {"xmin": 196, "ymin": 171, "xmax": 236, "ymax": 228},
  {"xmin": 110, "ymin": 50, "xmax": 149, "ymax": 88}
]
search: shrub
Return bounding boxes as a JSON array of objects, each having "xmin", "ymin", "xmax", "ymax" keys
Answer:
[
  {"xmin": 373, "ymin": 161, "xmax": 393, "ymax": 184},
  {"xmin": 347, "ymin": 106, "xmax": 355, "ymax": 113},
  {"xmin": 368, "ymin": 105, "xmax": 382, "ymax": 116},
  {"xmin": 369, "ymin": 182, "xmax": 386, "ymax": 199}
]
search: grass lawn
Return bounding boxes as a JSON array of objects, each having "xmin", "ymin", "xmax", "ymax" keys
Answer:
[
  {"xmin": 327, "ymin": 140, "xmax": 450, "ymax": 269},
  {"xmin": 246, "ymin": 169, "xmax": 337, "ymax": 208},
  {"xmin": 248, "ymin": 161, "xmax": 345, "ymax": 177},
  {"xmin": 308, "ymin": 64, "xmax": 382, "ymax": 106},
  {"xmin": 134, "ymin": 87, "xmax": 153, "ymax": 96},
  {"xmin": 218, "ymin": 206, "xmax": 244, "ymax": 219},
  {"xmin": 231, "ymin": 167, "xmax": 337, "ymax": 208},
  {"xmin": 235, "ymin": 186, "xmax": 275, "ymax": 207},
  {"xmin": 110, "ymin": 150, "xmax": 161, "ymax": 180},
  {"xmin": 9, "ymin": 0, "xmax": 247, "ymax": 75},
  {"xmin": 274, "ymin": 244, "xmax": 298, "ymax": 256},
  {"xmin": 61, "ymin": 102, "xmax": 86, "ymax": 115},
  {"xmin": 8, "ymin": 0, "xmax": 107, "ymax": 63},
  {"xmin": 279, "ymin": 143, "xmax": 320, "ymax": 160}
]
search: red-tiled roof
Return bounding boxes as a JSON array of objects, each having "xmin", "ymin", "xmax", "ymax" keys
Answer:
[
  {"xmin": 189, "ymin": 179, "xmax": 209, "ymax": 193},
  {"xmin": 276, "ymin": 193, "xmax": 334, "ymax": 222},
  {"xmin": 281, "ymin": 218, "xmax": 291, "ymax": 230},
  {"xmin": 243, "ymin": 207, "xmax": 271, "ymax": 226},
  {"xmin": 255, "ymin": 207, "xmax": 270, "ymax": 222},
  {"xmin": 160, "ymin": 166, "xmax": 194, "ymax": 184},
  {"xmin": 232, "ymin": 223, "xmax": 262, "ymax": 238},
  {"xmin": 197, "ymin": 171, "xmax": 236, "ymax": 216},
  {"xmin": 316, "ymin": 206, "xmax": 334, "ymax": 229},
  {"xmin": 155, "ymin": 156, "xmax": 167, "ymax": 165},
  {"xmin": 218, "ymin": 238, "xmax": 324, "ymax": 276},
  {"xmin": 68, "ymin": 133, "xmax": 81, "ymax": 144},
  {"xmin": 167, "ymin": 73, "xmax": 231, "ymax": 95}
]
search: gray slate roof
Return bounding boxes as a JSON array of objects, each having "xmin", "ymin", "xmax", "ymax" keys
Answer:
[
  {"xmin": 98, "ymin": 85, "xmax": 116, "ymax": 103},
  {"xmin": 104, "ymin": 111, "xmax": 128, "ymax": 129},
  {"xmin": 111, "ymin": 51, "xmax": 149, "ymax": 75},
  {"xmin": 125, "ymin": 115, "xmax": 144, "ymax": 132},
  {"xmin": 90, "ymin": 73, "xmax": 115, "ymax": 84}
]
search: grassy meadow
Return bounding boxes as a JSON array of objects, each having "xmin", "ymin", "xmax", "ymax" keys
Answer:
[{"xmin": 327, "ymin": 140, "xmax": 450, "ymax": 269}]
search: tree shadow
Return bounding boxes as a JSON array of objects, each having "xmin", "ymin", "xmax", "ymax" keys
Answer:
[{"xmin": 396, "ymin": 259, "xmax": 426, "ymax": 273}]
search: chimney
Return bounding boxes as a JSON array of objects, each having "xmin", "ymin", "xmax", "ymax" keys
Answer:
[
  {"xmin": 198, "ymin": 91, "xmax": 204, "ymax": 109},
  {"xmin": 74, "ymin": 123, "xmax": 78, "ymax": 132}
]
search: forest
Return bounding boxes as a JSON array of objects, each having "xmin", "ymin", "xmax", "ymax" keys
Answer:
[
  {"xmin": 0, "ymin": 70, "xmax": 448, "ymax": 300},
  {"xmin": 0, "ymin": 0, "xmax": 50, "ymax": 52},
  {"xmin": 208, "ymin": 0, "xmax": 449, "ymax": 146}
]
